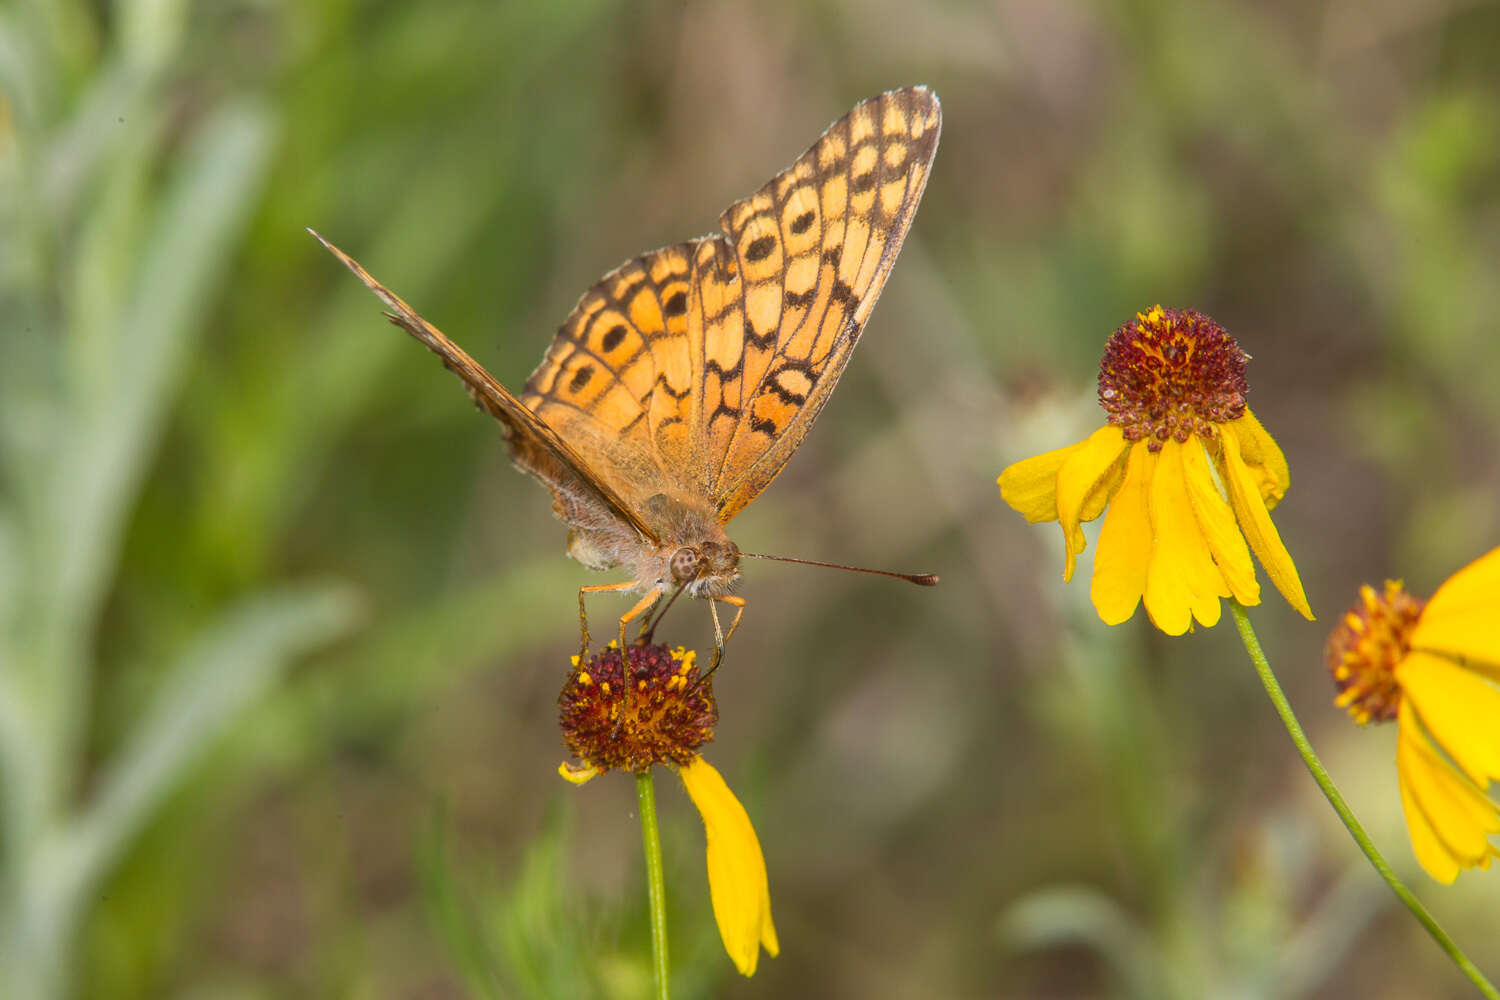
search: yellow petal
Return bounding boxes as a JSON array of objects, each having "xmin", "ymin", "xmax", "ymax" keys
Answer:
[
  {"xmin": 1142, "ymin": 439, "xmax": 1228, "ymax": 634},
  {"xmin": 998, "ymin": 441, "xmax": 1085, "ymax": 523},
  {"xmin": 678, "ymin": 757, "xmax": 778, "ymax": 976},
  {"xmin": 1054, "ymin": 426, "xmax": 1130, "ymax": 512},
  {"xmin": 1054, "ymin": 425, "xmax": 1130, "ymax": 582},
  {"xmin": 1398, "ymin": 712, "xmax": 1462, "ymax": 884},
  {"xmin": 1075, "ymin": 432, "xmax": 1129, "ymax": 526},
  {"xmin": 1396, "ymin": 651, "xmax": 1500, "ymax": 787},
  {"xmin": 1228, "ymin": 409, "xmax": 1290, "ymax": 510},
  {"xmin": 558, "ymin": 761, "xmax": 600, "ymax": 785},
  {"xmin": 1397, "ymin": 701, "xmax": 1500, "ymax": 882},
  {"xmin": 1180, "ymin": 436, "xmax": 1260, "ymax": 607},
  {"xmin": 1410, "ymin": 547, "xmax": 1500, "ymax": 676},
  {"xmin": 1091, "ymin": 441, "xmax": 1153, "ymax": 625},
  {"xmin": 1219, "ymin": 424, "xmax": 1314, "ymax": 620}
]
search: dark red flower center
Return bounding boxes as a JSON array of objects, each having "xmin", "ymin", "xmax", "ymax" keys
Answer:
[
  {"xmin": 558, "ymin": 643, "xmax": 717, "ymax": 774},
  {"xmin": 1097, "ymin": 306, "xmax": 1249, "ymax": 450}
]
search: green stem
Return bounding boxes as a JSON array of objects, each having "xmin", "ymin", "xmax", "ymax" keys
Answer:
[
  {"xmin": 1229, "ymin": 601, "xmax": 1499, "ymax": 1000},
  {"xmin": 637, "ymin": 769, "xmax": 670, "ymax": 1000}
]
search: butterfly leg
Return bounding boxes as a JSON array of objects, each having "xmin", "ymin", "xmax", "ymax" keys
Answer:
[
  {"xmin": 577, "ymin": 580, "xmax": 641, "ymax": 663},
  {"xmin": 702, "ymin": 595, "xmax": 747, "ymax": 680},
  {"xmin": 615, "ymin": 587, "xmax": 664, "ymax": 683},
  {"xmin": 616, "ymin": 587, "xmax": 662, "ymax": 654},
  {"xmin": 638, "ymin": 582, "xmax": 688, "ymax": 646},
  {"xmin": 718, "ymin": 594, "xmax": 747, "ymax": 645}
]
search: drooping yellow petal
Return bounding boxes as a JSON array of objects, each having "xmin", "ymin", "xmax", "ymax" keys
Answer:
[
  {"xmin": 1076, "ymin": 436, "xmax": 1128, "ymax": 527},
  {"xmin": 1091, "ymin": 441, "xmax": 1153, "ymax": 625},
  {"xmin": 678, "ymin": 757, "xmax": 778, "ymax": 976},
  {"xmin": 558, "ymin": 761, "xmax": 600, "ymax": 785},
  {"xmin": 998, "ymin": 440, "xmax": 1086, "ymax": 523},
  {"xmin": 1398, "ymin": 712, "xmax": 1462, "ymax": 884},
  {"xmin": 1054, "ymin": 425, "xmax": 1131, "ymax": 582},
  {"xmin": 1142, "ymin": 439, "xmax": 1229, "ymax": 634},
  {"xmin": 1218, "ymin": 424, "xmax": 1313, "ymax": 620},
  {"xmin": 1396, "ymin": 651, "xmax": 1500, "ymax": 787},
  {"xmin": 1410, "ymin": 547, "xmax": 1500, "ymax": 676},
  {"xmin": 1397, "ymin": 701, "xmax": 1500, "ymax": 882},
  {"xmin": 1181, "ymin": 435, "xmax": 1260, "ymax": 607},
  {"xmin": 1227, "ymin": 409, "xmax": 1290, "ymax": 510}
]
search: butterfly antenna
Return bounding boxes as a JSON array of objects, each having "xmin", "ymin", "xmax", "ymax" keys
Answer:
[{"xmin": 740, "ymin": 552, "xmax": 939, "ymax": 586}]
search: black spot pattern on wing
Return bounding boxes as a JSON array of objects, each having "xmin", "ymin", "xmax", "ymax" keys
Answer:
[{"xmin": 705, "ymin": 86, "xmax": 941, "ymax": 522}]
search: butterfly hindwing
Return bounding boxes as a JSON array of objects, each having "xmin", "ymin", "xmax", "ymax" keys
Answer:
[{"xmin": 522, "ymin": 240, "xmax": 711, "ymax": 506}]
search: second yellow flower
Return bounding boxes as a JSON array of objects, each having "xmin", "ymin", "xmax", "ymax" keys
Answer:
[{"xmin": 999, "ymin": 306, "xmax": 1313, "ymax": 634}]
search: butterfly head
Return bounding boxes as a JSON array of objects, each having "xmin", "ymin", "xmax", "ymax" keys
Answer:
[
  {"xmin": 670, "ymin": 539, "xmax": 741, "ymax": 598},
  {"xmin": 637, "ymin": 493, "xmax": 741, "ymax": 598}
]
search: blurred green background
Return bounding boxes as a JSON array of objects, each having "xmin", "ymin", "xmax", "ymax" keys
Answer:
[{"xmin": 4, "ymin": 0, "xmax": 1500, "ymax": 997}]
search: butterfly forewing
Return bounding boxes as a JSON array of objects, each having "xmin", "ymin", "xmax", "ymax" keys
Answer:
[{"xmin": 704, "ymin": 86, "xmax": 942, "ymax": 521}]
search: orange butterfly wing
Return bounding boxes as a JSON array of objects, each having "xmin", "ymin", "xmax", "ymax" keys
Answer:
[
  {"xmin": 703, "ymin": 86, "xmax": 941, "ymax": 520},
  {"xmin": 520, "ymin": 241, "xmax": 709, "ymax": 510},
  {"xmin": 523, "ymin": 86, "xmax": 942, "ymax": 528},
  {"xmin": 320, "ymin": 88, "xmax": 939, "ymax": 569}
]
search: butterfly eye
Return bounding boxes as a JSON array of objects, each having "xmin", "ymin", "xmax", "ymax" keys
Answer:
[{"xmin": 670, "ymin": 547, "xmax": 702, "ymax": 582}]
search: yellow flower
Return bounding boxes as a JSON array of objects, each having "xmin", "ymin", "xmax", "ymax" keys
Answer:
[
  {"xmin": 557, "ymin": 643, "xmax": 778, "ymax": 975},
  {"xmin": 998, "ymin": 306, "xmax": 1313, "ymax": 634},
  {"xmin": 1325, "ymin": 548, "xmax": 1500, "ymax": 883}
]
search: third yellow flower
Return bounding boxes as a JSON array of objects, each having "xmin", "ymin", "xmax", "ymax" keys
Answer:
[{"xmin": 1326, "ymin": 549, "xmax": 1500, "ymax": 883}]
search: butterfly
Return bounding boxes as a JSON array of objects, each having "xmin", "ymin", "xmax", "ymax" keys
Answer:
[{"xmin": 314, "ymin": 86, "xmax": 941, "ymax": 668}]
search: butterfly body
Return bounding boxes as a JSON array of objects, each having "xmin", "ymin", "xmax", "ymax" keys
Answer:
[
  {"xmin": 316, "ymin": 85, "xmax": 940, "ymax": 657},
  {"xmin": 564, "ymin": 491, "xmax": 741, "ymax": 600}
]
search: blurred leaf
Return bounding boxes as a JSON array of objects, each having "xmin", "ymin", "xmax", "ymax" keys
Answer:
[
  {"xmin": 419, "ymin": 804, "xmax": 507, "ymax": 1000},
  {"xmin": 238, "ymin": 558, "xmax": 584, "ymax": 772},
  {"xmin": 420, "ymin": 802, "xmax": 630, "ymax": 1000},
  {"xmin": 45, "ymin": 99, "xmax": 275, "ymax": 634},
  {"xmin": 50, "ymin": 581, "xmax": 360, "ymax": 919},
  {"xmin": 1274, "ymin": 863, "xmax": 1388, "ymax": 999},
  {"xmin": 999, "ymin": 885, "xmax": 1165, "ymax": 1000}
]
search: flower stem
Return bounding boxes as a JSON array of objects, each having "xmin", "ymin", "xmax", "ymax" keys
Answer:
[
  {"xmin": 1229, "ymin": 601, "xmax": 1499, "ymax": 999},
  {"xmin": 637, "ymin": 769, "xmax": 670, "ymax": 1000}
]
